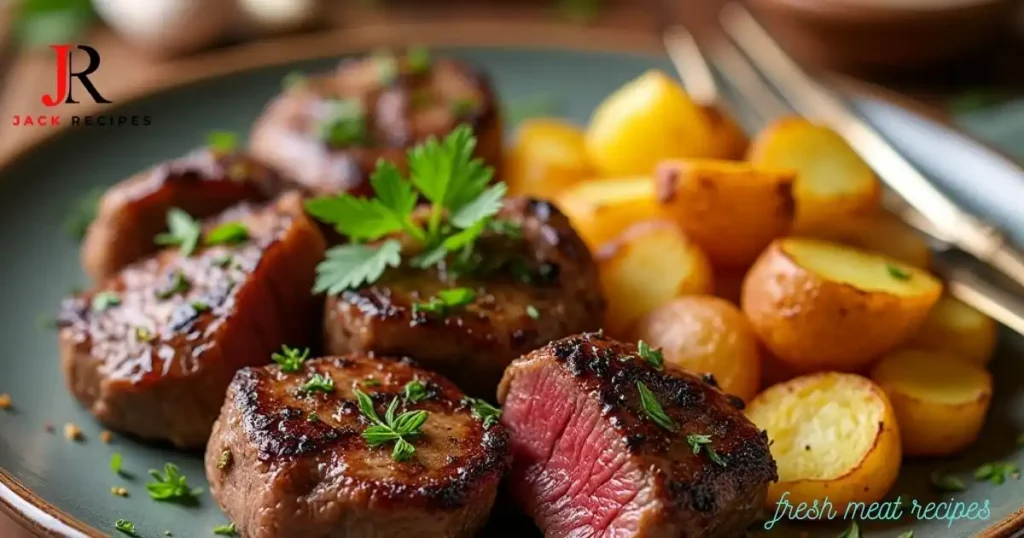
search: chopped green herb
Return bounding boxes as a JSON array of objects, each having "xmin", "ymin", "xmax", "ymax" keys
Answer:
[
  {"xmin": 205, "ymin": 222, "xmax": 249, "ymax": 245},
  {"xmin": 154, "ymin": 270, "xmax": 191, "ymax": 300},
  {"xmin": 451, "ymin": 98, "xmax": 477, "ymax": 117},
  {"xmin": 896, "ymin": 531, "xmax": 913, "ymax": 538},
  {"xmin": 213, "ymin": 522, "xmax": 237, "ymax": 536},
  {"xmin": 146, "ymin": 463, "xmax": 202, "ymax": 504},
  {"xmin": 212, "ymin": 254, "xmax": 233, "ymax": 268},
  {"xmin": 685, "ymin": 433, "xmax": 726, "ymax": 467},
  {"xmin": 637, "ymin": 340, "xmax": 664, "ymax": 370},
  {"xmin": 271, "ymin": 345, "xmax": 310, "ymax": 373},
  {"xmin": 299, "ymin": 373, "xmax": 335, "ymax": 395},
  {"xmin": 155, "ymin": 208, "xmax": 202, "ymax": 257},
  {"xmin": 838, "ymin": 521, "xmax": 860, "ymax": 538},
  {"xmin": 362, "ymin": 378, "xmax": 381, "ymax": 387},
  {"xmin": 110, "ymin": 452, "xmax": 123, "ymax": 475},
  {"xmin": 487, "ymin": 219, "xmax": 522, "ymax": 239},
  {"xmin": 355, "ymin": 389, "xmax": 429, "ymax": 461},
  {"xmin": 15, "ymin": 0, "xmax": 95, "ymax": 50},
  {"xmin": 305, "ymin": 126, "xmax": 504, "ymax": 293},
  {"xmin": 207, "ymin": 130, "xmax": 238, "ymax": 154},
  {"xmin": 886, "ymin": 264, "xmax": 911, "ymax": 281},
  {"xmin": 165, "ymin": 532, "xmax": 172, "ymax": 537},
  {"xmin": 930, "ymin": 471, "xmax": 966, "ymax": 492},
  {"xmin": 375, "ymin": 51, "xmax": 398, "ymax": 85},
  {"xmin": 316, "ymin": 99, "xmax": 368, "ymax": 147},
  {"xmin": 282, "ymin": 71, "xmax": 307, "ymax": 89},
  {"xmin": 526, "ymin": 305, "xmax": 540, "ymax": 320},
  {"xmin": 190, "ymin": 300, "xmax": 210, "ymax": 313},
  {"xmin": 407, "ymin": 45, "xmax": 430, "ymax": 74},
  {"xmin": 974, "ymin": 462, "xmax": 1020, "ymax": 485},
  {"xmin": 92, "ymin": 291, "xmax": 121, "ymax": 312},
  {"xmin": 307, "ymin": 412, "xmax": 319, "ymax": 423},
  {"xmin": 403, "ymin": 379, "xmax": 428, "ymax": 403},
  {"xmin": 114, "ymin": 519, "xmax": 137, "ymax": 536},
  {"xmin": 413, "ymin": 287, "xmax": 476, "ymax": 316},
  {"xmin": 465, "ymin": 397, "xmax": 502, "ymax": 428},
  {"xmin": 63, "ymin": 187, "xmax": 103, "ymax": 240},
  {"xmin": 637, "ymin": 381, "xmax": 674, "ymax": 431},
  {"xmin": 134, "ymin": 326, "xmax": 155, "ymax": 343}
]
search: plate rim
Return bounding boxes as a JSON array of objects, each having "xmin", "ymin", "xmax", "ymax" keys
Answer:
[{"xmin": 1, "ymin": 19, "xmax": 1021, "ymax": 538}]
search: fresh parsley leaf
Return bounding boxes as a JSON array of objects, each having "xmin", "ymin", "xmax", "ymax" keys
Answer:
[
  {"xmin": 975, "ymin": 462, "xmax": 1020, "ymax": 485},
  {"xmin": 404, "ymin": 380, "xmax": 428, "ymax": 403},
  {"xmin": 299, "ymin": 373, "xmax": 335, "ymax": 395},
  {"xmin": 313, "ymin": 240, "xmax": 403, "ymax": 295},
  {"xmin": 526, "ymin": 305, "xmax": 540, "ymax": 319},
  {"xmin": 886, "ymin": 264, "xmax": 911, "ymax": 281},
  {"xmin": 92, "ymin": 291, "xmax": 121, "ymax": 312},
  {"xmin": 930, "ymin": 471, "xmax": 966, "ymax": 492},
  {"xmin": 63, "ymin": 187, "xmax": 103, "ymax": 240},
  {"xmin": 686, "ymin": 433, "xmax": 726, "ymax": 467},
  {"xmin": 114, "ymin": 519, "xmax": 137, "ymax": 536},
  {"xmin": 974, "ymin": 463, "xmax": 995, "ymax": 480},
  {"xmin": 190, "ymin": 300, "xmax": 210, "ymax": 313},
  {"xmin": 407, "ymin": 45, "xmax": 430, "ymax": 74},
  {"xmin": 637, "ymin": 381, "xmax": 674, "ymax": 431},
  {"xmin": 316, "ymin": 99, "xmax": 367, "ymax": 147},
  {"xmin": 110, "ymin": 453, "xmax": 123, "ymax": 475},
  {"xmin": 305, "ymin": 161, "xmax": 420, "ymax": 242},
  {"xmin": 450, "ymin": 183, "xmax": 506, "ymax": 229},
  {"xmin": 413, "ymin": 287, "xmax": 476, "ymax": 315},
  {"xmin": 271, "ymin": 345, "xmax": 310, "ymax": 373},
  {"xmin": 408, "ymin": 125, "xmax": 493, "ymax": 223},
  {"xmin": 213, "ymin": 522, "xmax": 237, "ymax": 536},
  {"xmin": 838, "ymin": 521, "xmax": 860, "ymax": 538},
  {"xmin": 465, "ymin": 397, "xmax": 502, "ymax": 428},
  {"xmin": 154, "ymin": 270, "xmax": 190, "ymax": 300},
  {"xmin": 355, "ymin": 389, "xmax": 429, "ymax": 461},
  {"xmin": 207, "ymin": 130, "xmax": 238, "ymax": 154},
  {"xmin": 155, "ymin": 208, "xmax": 201, "ymax": 257},
  {"xmin": 205, "ymin": 222, "xmax": 249, "ymax": 245},
  {"xmin": 16, "ymin": 0, "xmax": 95, "ymax": 50},
  {"xmin": 637, "ymin": 340, "xmax": 664, "ymax": 370},
  {"xmin": 146, "ymin": 463, "xmax": 202, "ymax": 504},
  {"xmin": 488, "ymin": 219, "xmax": 522, "ymax": 239}
]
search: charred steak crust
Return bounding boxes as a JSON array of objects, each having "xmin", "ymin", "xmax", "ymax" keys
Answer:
[
  {"xmin": 206, "ymin": 355, "xmax": 510, "ymax": 538},
  {"xmin": 59, "ymin": 194, "xmax": 326, "ymax": 448},
  {"xmin": 82, "ymin": 148, "xmax": 292, "ymax": 281},
  {"xmin": 324, "ymin": 198, "xmax": 605, "ymax": 398},
  {"xmin": 249, "ymin": 55, "xmax": 502, "ymax": 197},
  {"xmin": 498, "ymin": 332, "xmax": 778, "ymax": 538}
]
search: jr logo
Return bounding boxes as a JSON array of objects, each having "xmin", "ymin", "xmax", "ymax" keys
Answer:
[{"xmin": 41, "ymin": 44, "xmax": 112, "ymax": 107}]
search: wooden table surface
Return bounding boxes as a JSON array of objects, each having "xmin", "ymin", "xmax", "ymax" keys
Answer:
[{"xmin": 0, "ymin": 1, "xmax": 1021, "ymax": 536}]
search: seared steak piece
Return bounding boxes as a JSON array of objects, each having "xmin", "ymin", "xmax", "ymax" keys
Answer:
[
  {"xmin": 498, "ymin": 333, "xmax": 778, "ymax": 538},
  {"xmin": 324, "ymin": 198, "xmax": 605, "ymax": 399},
  {"xmin": 59, "ymin": 193, "xmax": 325, "ymax": 448},
  {"xmin": 250, "ymin": 51, "xmax": 502, "ymax": 197},
  {"xmin": 205, "ymin": 354, "xmax": 509, "ymax": 538},
  {"xmin": 82, "ymin": 148, "xmax": 290, "ymax": 281}
]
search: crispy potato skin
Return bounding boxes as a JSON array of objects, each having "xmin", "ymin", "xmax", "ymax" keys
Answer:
[
  {"xmin": 747, "ymin": 373, "xmax": 901, "ymax": 513},
  {"xmin": 555, "ymin": 177, "xmax": 669, "ymax": 251},
  {"xmin": 505, "ymin": 118, "xmax": 592, "ymax": 200},
  {"xmin": 870, "ymin": 350, "xmax": 992, "ymax": 456},
  {"xmin": 655, "ymin": 159, "xmax": 796, "ymax": 269},
  {"xmin": 907, "ymin": 296, "xmax": 998, "ymax": 367},
  {"xmin": 597, "ymin": 220, "xmax": 713, "ymax": 337},
  {"xmin": 742, "ymin": 240, "xmax": 941, "ymax": 373},
  {"xmin": 632, "ymin": 296, "xmax": 761, "ymax": 401}
]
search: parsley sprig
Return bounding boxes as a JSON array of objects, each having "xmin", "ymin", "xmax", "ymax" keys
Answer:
[
  {"xmin": 355, "ymin": 389, "xmax": 429, "ymax": 461},
  {"xmin": 403, "ymin": 380, "xmax": 428, "ymax": 403},
  {"xmin": 299, "ymin": 373, "xmax": 335, "ymax": 395},
  {"xmin": 306, "ymin": 126, "xmax": 505, "ymax": 294},
  {"xmin": 155, "ymin": 209, "xmax": 202, "ymax": 257},
  {"xmin": 272, "ymin": 345, "xmax": 310, "ymax": 373},
  {"xmin": 412, "ymin": 287, "xmax": 475, "ymax": 316},
  {"xmin": 146, "ymin": 463, "xmax": 202, "ymax": 504},
  {"xmin": 465, "ymin": 397, "xmax": 502, "ymax": 428}
]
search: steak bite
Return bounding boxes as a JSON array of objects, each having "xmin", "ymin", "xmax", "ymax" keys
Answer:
[
  {"xmin": 498, "ymin": 333, "xmax": 778, "ymax": 538},
  {"xmin": 59, "ymin": 193, "xmax": 325, "ymax": 448},
  {"xmin": 82, "ymin": 148, "xmax": 290, "ymax": 281},
  {"xmin": 205, "ymin": 354, "xmax": 509, "ymax": 538},
  {"xmin": 249, "ymin": 50, "xmax": 502, "ymax": 197},
  {"xmin": 324, "ymin": 197, "xmax": 605, "ymax": 398}
]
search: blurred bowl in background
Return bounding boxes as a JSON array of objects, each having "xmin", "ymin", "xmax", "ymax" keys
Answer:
[{"xmin": 746, "ymin": 0, "xmax": 1019, "ymax": 74}]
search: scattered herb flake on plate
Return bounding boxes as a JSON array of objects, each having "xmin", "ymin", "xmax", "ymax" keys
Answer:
[{"xmin": 146, "ymin": 463, "xmax": 202, "ymax": 504}]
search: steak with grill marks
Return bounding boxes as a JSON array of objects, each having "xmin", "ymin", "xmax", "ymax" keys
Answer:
[
  {"xmin": 59, "ymin": 193, "xmax": 325, "ymax": 448},
  {"xmin": 205, "ymin": 354, "xmax": 509, "ymax": 538},
  {"xmin": 497, "ymin": 332, "xmax": 778, "ymax": 538}
]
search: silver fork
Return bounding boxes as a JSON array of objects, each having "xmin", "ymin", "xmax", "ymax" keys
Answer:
[{"xmin": 659, "ymin": 15, "xmax": 1024, "ymax": 337}]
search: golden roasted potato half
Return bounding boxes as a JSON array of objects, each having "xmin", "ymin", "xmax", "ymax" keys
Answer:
[
  {"xmin": 907, "ymin": 295, "xmax": 998, "ymax": 367},
  {"xmin": 747, "ymin": 118, "xmax": 881, "ymax": 232},
  {"xmin": 633, "ymin": 296, "xmax": 761, "ymax": 401},
  {"xmin": 596, "ymin": 220, "xmax": 714, "ymax": 337},
  {"xmin": 655, "ymin": 159, "xmax": 796, "ymax": 269},
  {"xmin": 585, "ymin": 70, "xmax": 714, "ymax": 176},
  {"xmin": 870, "ymin": 350, "xmax": 992, "ymax": 457},
  {"xmin": 554, "ymin": 176, "xmax": 668, "ymax": 250},
  {"xmin": 746, "ymin": 372, "xmax": 901, "ymax": 513},
  {"xmin": 803, "ymin": 212, "xmax": 932, "ymax": 269},
  {"xmin": 505, "ymin": 118, "xmax": 593, "ymax": 200},
  {"xmin": 742, "ymin": 238, "xmax": 943, "ymax": 373},
  {"xmin": 701, "ymin": 104, "xmax": 749, "ymax": 160}
]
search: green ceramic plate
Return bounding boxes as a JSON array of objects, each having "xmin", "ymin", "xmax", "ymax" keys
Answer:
[{"xmin": 2, "ymin": 43, "xmax": 1024, "ymax": 538}]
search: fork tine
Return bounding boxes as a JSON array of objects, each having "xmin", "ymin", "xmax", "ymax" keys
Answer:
[
  {"xmin": 662, "ymin": 27, "xmax": 720, "ymax": 106},
  {"xmin": 700, "ymin": 35, "xmax": 790, "ymax": 127}
]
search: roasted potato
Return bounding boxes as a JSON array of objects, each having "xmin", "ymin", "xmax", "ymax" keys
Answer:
[
  {"xmin": 505, "ymin": 118, "xmax": 593, "ymax": 200},
  {"xmin": 655, "ymin": 159, "xmax": 796, "ymax": 269},
  {"xmin": 701, "ymin": 104, "xmax": 749, "ymax": 160},
  {"xmin": 907, "ymin": 295, "xmax": 998, "ymax": 366},
  {"xmin": 870, "ymin": 350, "xmax": 991, "ymax": 457},
  {"xmin": 554, "ymin": 176, "xmax": 668, "ymax": 250},
  {"xmin": 633, "ymin": 296, "xmax": 760, "ymax": 401},
  {"xmin": 742, "ymin": 238, "xmax": 943, "ymax": 373},
  {"xmin": 585, "ymin": 70, "xmax": 714, "ymax": 177},
  {"xmin": 747, "ymin": 118, "xmax": 881, "ymax": 232},
  {"xmin": 802, "ymin": 212, "xmax": 932, "ymax": 269},
  {"xmin": 746, "ymin": 372, "xmax": 901, "ymax": 513},
  {"xmin": 596, "ymin": 220, "xmax": 714, "ymax": 337}
]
